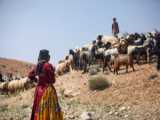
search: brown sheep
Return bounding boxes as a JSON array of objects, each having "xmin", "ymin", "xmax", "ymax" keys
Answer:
[
  {"xmin": 56, "ymin": 60, "xmax": 70, "ymax": 75},
  {"xmin": 113, "ymin": 54, "xmax": 135, "ymax": 74}
]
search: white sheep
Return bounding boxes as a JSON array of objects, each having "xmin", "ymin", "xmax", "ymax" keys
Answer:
[
  {"xmin": 102, "ymin": 35, "xmax": 119, "ymax": 45},
  {"xmin": 56, "ymin": 60, "xmax": 70, "ymax": 75},
  {"xmin": 7, "ymin": 77, "xmax": 32, "ymax": 92}
]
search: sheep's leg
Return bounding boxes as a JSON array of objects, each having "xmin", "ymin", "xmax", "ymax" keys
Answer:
[
  {"xmin": 126, "ymin": 64, "xmax": 128, "ymax": 73},
  {"xmin": 107, "ymin": 63, "xmax": 112, "ymax": 72},
  {"xmin": 103, "ymin": 65, "xmax": 106, "ymax": 73},
  {"xmin": 116, "ymin": 70, "xmax": 118, "ymax": 75},
  {"xmin": 114, "ymin": 67, "xmax": 118, "ymax": 75},
  {"xmin": 130, "ymin": 64, "xmax": 135, "ymax": 71},
  {"xmin": 113, "ymin": 68, "xmax": 115, "ymax": 74},
  {"xmin": 69, "ymin": 65, "xmax": 72, "ymax": 73},
  {"xmin": 103, "ymin": 59, "xmax": 107, "ymax": 72},
  {"xmin": 146, "ymin": 48, "xmax": 151, "ymax": 63}
]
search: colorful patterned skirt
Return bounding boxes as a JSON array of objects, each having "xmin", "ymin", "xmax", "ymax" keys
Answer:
[{"xmin": 31, "ymin": 84, "xmax": 63, "ymax": 120}]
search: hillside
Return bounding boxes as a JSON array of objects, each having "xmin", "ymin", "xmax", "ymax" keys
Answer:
[
  {"xmin": 0, "ymin": 58, "xmax": 160, "ymax": 119},
  {"xmin": 0, "ymin": 57, "xmax": 34, "ymax": 77}
]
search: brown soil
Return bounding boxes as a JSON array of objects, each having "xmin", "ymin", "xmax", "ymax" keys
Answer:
[
  {"xmin": 1, "ymin": 58, "xmax": 160, "ymax": 119},
  {"xmin": 0, "ymin": 57, "xmax": 34, "ymax": 76}
]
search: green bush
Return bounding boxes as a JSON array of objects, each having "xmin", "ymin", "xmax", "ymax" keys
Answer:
[{"xmin": 88, "ymin": 75, "xmax": 110, "ymax": 90}]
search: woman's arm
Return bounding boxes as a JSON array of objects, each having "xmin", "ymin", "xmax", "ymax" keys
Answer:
[{"xmin": 28, "ymin": 66, "xmax": 37, "ymax": 82}]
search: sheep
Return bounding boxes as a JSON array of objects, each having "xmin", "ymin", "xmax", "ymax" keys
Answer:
[
  {"xmin": 104, "ymin": 48, "xmax": 119, "ymax": 56},
  {"xmin": 7, "ymin": 77, "xmax": 33, "ymax": 92},
  {"xmin": 117, "ymin": 38, "xmax": 128, "ymax": 54},
  {"xmin": 0, "ymin": 77, "xmax": 33, "ymax": 93},
  {"xmin": 0, "ymin": 82, "xmax": 8, "ymax": 93},
  {"xmin": 127, "ymin": 45, "xmax": 147, "ymax": 64},
  {"xmin": 127, "ymin": 45, "xmax": 137, "ymax": 55},
  {"xmin": 94, "ymin": 48, "xmax": 105, "ymax": 60},
  {"xmin": 79, "ymin": 50, "xmax": 92, "ymax": 73},
  {"xmin": 69, "ymin": 49, "xmax": 81, "ymax": 70},
  {"xmin": 56, "ymin": 60, "xmax": 70, "ymax": 75},
  {"xmin": 113, "ymin": 54, "xmax": 135, "ymax": 74},
  {"xmin": 102, "ymin": 35, "xmax": 119, "ymax": 46},
  {"xmin": 103, "ymin": 48, "xmax": 119, "ymax": 72},
  {"xmin": 65, "ymin": 55, "xmax": 74, "ymax": 72},
  {"xmin": 82, "ymin": 43, "xmax": 93, "ymax": 51}
]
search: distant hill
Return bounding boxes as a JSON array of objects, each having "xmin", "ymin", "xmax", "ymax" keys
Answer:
[{"xmin": 0, "ymin": 57, "xmax": 34, "ymax": 77}]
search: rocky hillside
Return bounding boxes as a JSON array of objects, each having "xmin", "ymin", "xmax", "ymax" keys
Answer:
[{"xmin": 0, "ymin": 57, "xmax": 160, "ymax": 120}]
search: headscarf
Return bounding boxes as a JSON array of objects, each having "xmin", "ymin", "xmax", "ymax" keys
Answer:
[{"xmin": 36, "ymin": 49, "xmax": 50, "ymax": 75}]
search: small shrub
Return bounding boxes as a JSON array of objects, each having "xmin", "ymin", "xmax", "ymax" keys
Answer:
[
  {"xmin": 148, "ymin": 74, "xmax": 158, "ymax": 80},
  {"xmin": 0, "ymin": 105, "xmax": 8, "ymax": 112},
  {"xmin": 88, "ymin": 75, "xmax": 110, "ymax": 90},
  {"xmin": 21, "ymin": 104, "xmax": 29, "ymax": 109},
  {"xmin": 1, "ymin": 65, "xmax": 6, "ymax": 68}
]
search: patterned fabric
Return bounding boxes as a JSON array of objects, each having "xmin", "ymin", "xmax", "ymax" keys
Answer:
[{"xmin": 32, "ymin": 85, "xmax": 63, "ymax": 120}]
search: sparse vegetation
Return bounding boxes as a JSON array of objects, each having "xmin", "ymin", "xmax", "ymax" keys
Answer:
[
  {"xmin": 88, "ymin": 75, "xmax": 110, "ymax": 90},
  {"xmin": 148, "ymin": 74, "xmax": 158, "ymax": 80}
]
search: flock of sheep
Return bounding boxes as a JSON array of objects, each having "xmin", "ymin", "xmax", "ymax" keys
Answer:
[
  {"xmin": 0, "ymin": 77, "xmax": 34, "ymax": 93},
  {"xmin": 55, "ymin": 31, "xmax": 160, "ymax": 75},
  {"xmin": 0, "ymin": 31, "xmax": 160, "ymax": 94}
]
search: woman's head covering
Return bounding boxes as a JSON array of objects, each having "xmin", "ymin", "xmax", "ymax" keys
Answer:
[
  {"xmin": 36, "ymin": 49, "xmax": 50, "ymax": 75},
  {"xmin": 38, "ymin": 49, "xmax": 50, "ymax": 61}
]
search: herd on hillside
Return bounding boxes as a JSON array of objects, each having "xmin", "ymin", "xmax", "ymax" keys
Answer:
[
  {"xmin": 56, "ymin": 31, "xmax": 160, "ymax": 75},
  {"xmin": 0, "ymin": 31, "xmax": 160, "ymax": 93}
]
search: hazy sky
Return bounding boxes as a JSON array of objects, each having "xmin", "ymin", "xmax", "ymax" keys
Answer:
[{"xmin": 0, "ymin": 0, "xmax": 160, "ymax": 64}]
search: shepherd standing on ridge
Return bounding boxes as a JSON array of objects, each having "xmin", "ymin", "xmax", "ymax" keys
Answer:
[{"xmin": 112, "ymin": 17, "xmax": 119, "ymax": 37}]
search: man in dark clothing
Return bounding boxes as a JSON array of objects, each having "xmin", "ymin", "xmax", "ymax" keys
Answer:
[
  {"xmin": 91, "ymin": 40, "xmax": 97, "ymax": 63},
  {"xmin": 96, "ymin": 35, "xmax": 104, "ymax": 48},
  {"xmin": 112, "ymin": 17, "xmax": 119, "ymax": 37}
]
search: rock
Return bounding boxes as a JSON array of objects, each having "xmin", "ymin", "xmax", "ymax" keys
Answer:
[
  {"xmin": 72, "ymin": 91, "xmax": 80, "ymax": 96},
  {"xmin": 64, "ymin": 89, "xmax": 73, "ymax": 98},
  {"xmin": 64, "ymin": 89, "xmax": 80, "ymax": 98},
  {"xmin": 68, "ymin": 114, "xmax": 75, "ymax": 119},
  {"xmin": 108, "ymin": 111, "xmax": 114, "ymax": 115},
  {"xmin": 89, "ymin": 69, "xmax": 98, "ymax": 75},
  {"xmin": 88, "ymin": 65, "xmax": 100, "ymax": 75},
  {"xmin": 124, "ymin": 114, "xmax": 129, "ymax": 118},
  {"xmin": 127, "ymin": 106, "xmax": 130, "ymax": 110},
  {"xmin": 119, "ymin": 106, "xmax": 126, "ymax": 112},
  {"xmin": 114, "ymin": 112, "xmax": 119, "ymax": 115},
  {"xmin": 80, "ymin": 112, "xmax": 93, "ymax": 120}
]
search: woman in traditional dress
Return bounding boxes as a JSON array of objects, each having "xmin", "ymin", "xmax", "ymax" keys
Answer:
[{"xmin": 28, "ymin": 49, "xmax": 63, "ymax": 120}]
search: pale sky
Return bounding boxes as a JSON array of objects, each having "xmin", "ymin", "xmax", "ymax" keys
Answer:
[{"xmin": 0, "ymin": 0, "xmax": 160, "ymax": 64}]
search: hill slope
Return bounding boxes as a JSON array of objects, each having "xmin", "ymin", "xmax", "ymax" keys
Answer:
[
  {"xmin": 0, "ymin": 57, "xmax": 34, "ymax": 77},
  {"xmin": 0, "ymin": 60, "xmax": 160, "ymax": 119}
]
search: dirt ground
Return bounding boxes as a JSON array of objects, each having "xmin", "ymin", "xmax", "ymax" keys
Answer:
[
  {"xmin": 0, "ymin": 57, "xmax": 33, "ymax": 76},
  {"xmin": 0, "ymin": 60, "xmax": 160, "ymax": 120}
]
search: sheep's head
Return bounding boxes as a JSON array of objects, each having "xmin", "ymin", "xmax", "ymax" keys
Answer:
[{"xmin": 25, "ymin": 78, "xmax": 36, "ymax": 89}]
